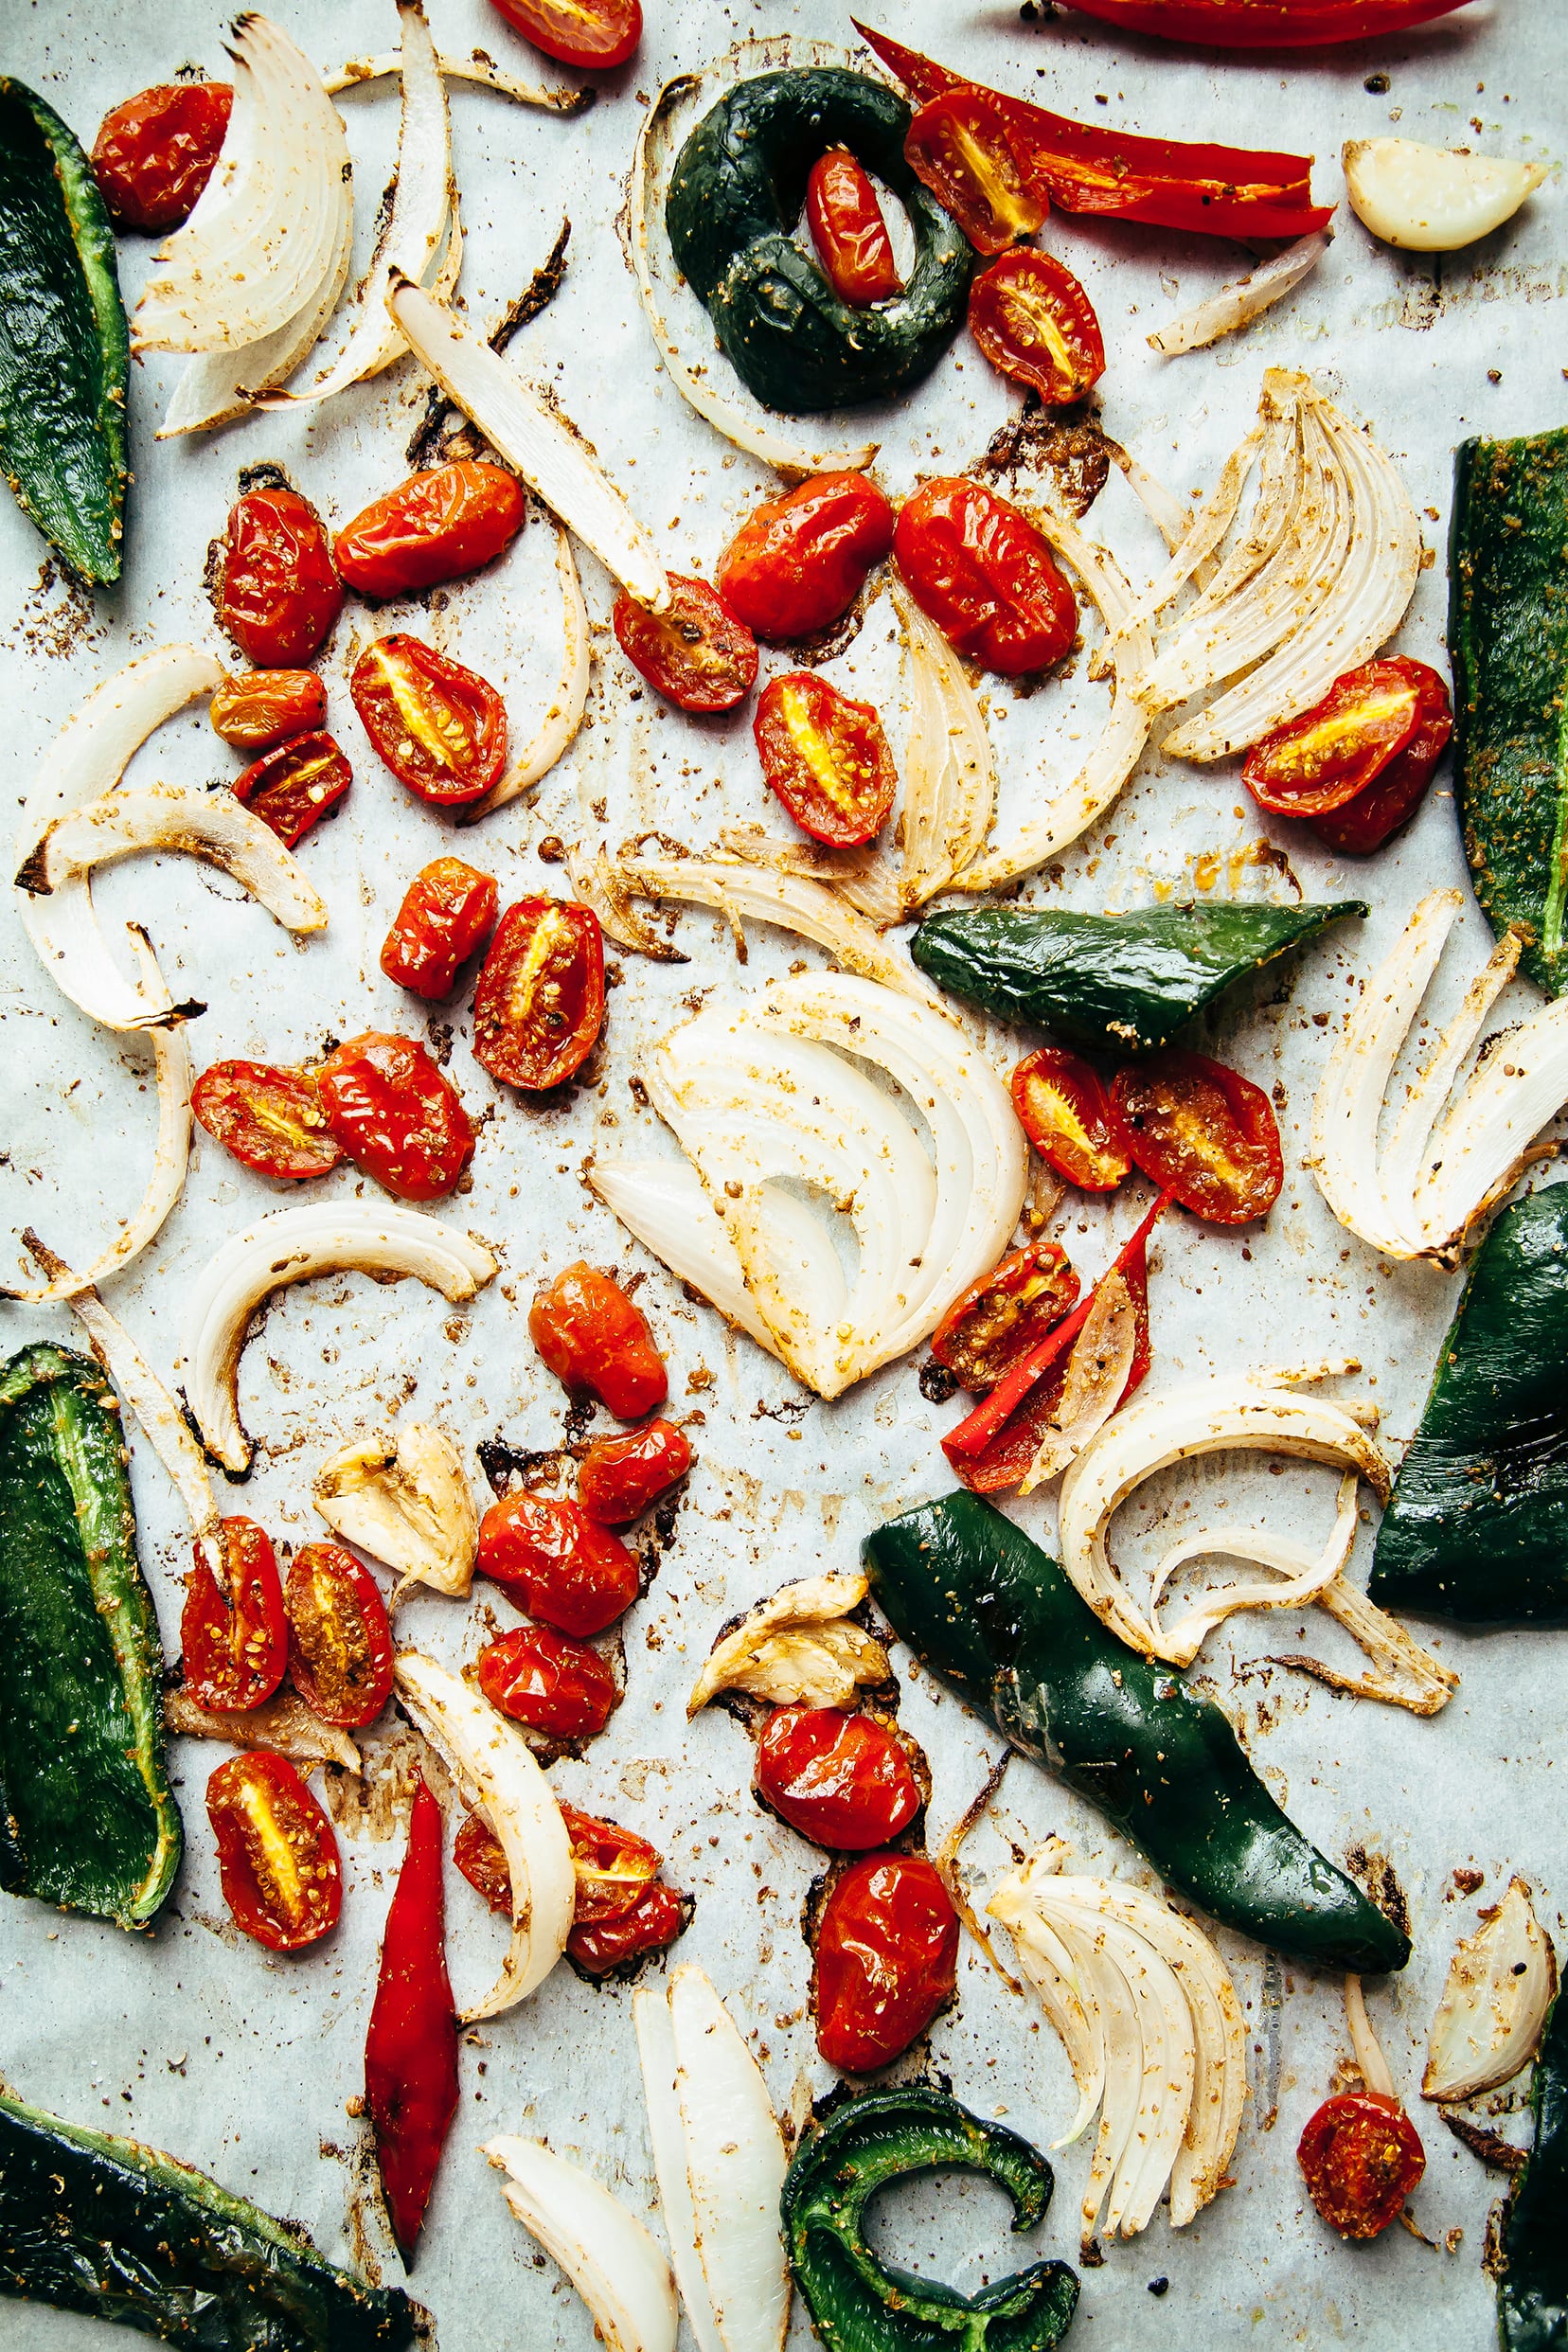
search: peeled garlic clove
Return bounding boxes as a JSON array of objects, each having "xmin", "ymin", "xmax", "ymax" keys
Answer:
[
  {"xmin": 686, "ymin": 1573, "xmax": 890, "ymax": 1715},
  {"xmin": 1422, "ymin": 1877, "xmax": 1558, "ymax": 2102},
  {"xmin": 1344, "ymin": 137, "xmax": 1547, "ymax": 253},
  {"xmin": 313, "ymin": 1422, "xmax": 477, "ymax": 1598}
]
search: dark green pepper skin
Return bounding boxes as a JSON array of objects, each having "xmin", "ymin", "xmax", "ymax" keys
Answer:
[
  {"xmin": 666, "ymin": 70, "xmax": 972, "ymax": 415},
  {"xmin": 1499, "ymin": 1989, "xmax": 1568, "ymax": 2352},
  {"xmin": 0, "ymin": 2088, "xmax": 422, "ymax": 2349},
  {"xmin": 1372, "ymin": 1187, "xmax": 1568, "ymax": 1624},
  {"xmin": 864, "ymin": 1493, "xmax": 1408, "ymax": 1974},
  {"xmin": 910, "ymin": 900, "xmax": 1367, "ymax": 1053},
  {"xmin": 782, "ymin": 2087, "xmax": 1079, "ymax": 2352},
  {"xmin": 0, "ymin": 1344, "xmax": 180, "ymax": 1928}
]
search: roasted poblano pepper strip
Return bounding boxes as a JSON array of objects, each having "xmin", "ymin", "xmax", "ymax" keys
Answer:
[
  {"xmin": 0, "ymin": 2088, "xmax": 422, "ymax": 2350},
  {"xmin": 909, "ymin": 900, "xmax": 1367, "ymax": 1052},
  {"xmin": 0, "ymin": 80, "xmax": 129, "ymax": 583},
  {"xmin": 1451, "ymin": 427, "xmax": 1568, "ymax": 998},
  {"xmin": 1499, "ymin": 1988, "xmax": 1568, "ymax": 2352},
  {"xmin": 0, "ymin": 1344, "xmax": 180, "ymax": 1928},
  {"xmin": 1371, "ymin": 1186, "xmax": 1568, "ymax": 1624},
  {"xmin": 782, "ymin": 2087, "xmax": 1079, "ymax": 2352},
  {"xmin": 864, "ymin": 1493, "xmax": 1408, "ymax": 1974}
]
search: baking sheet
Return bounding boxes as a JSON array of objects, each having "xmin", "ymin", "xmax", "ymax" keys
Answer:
[{"xmin": 1, "ymin": 0, "xmax": 1563, "ymax": 2344}]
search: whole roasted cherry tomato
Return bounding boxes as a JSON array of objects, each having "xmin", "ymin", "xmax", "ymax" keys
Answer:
[
  {"xmin": 316, "ymin": 1032, "xmax": 475, "ymax": 1203},
  {"xmin": 577, "ymin": 1419, "xmax": 692, "ymax": 1525},
  {"xmin": 559, "ymin": 1803, "xmax": 660, "ymax": 1925},
  {"xmin": 811, "ymin": 1852, "xmax": 959, "ymax": 2072},
  {"xmin": 350, "ymin": 634, "xmax": 507, "ymax": 807},
  {"xmin": 1010, "ymin": 1047, "xmax": 1131, "ymax": 1193},
  {"xmin": 206, "ymin": 1750, "xmax": 343, "ymax": 1952},
  {"xmin": 181, "ymin": 1518, "xmax": 288, "ymax": 1712},
  {"xmin": 756, "ymin": 1709, "xmax": 922, "ymax": 1850},
  {"xmin": 1297, "ymin": 2092, "xmax": 1425, "ymax": 2240},
  {"xmin": 806, "ymin": 150, "xmax": 901, "ymax": 307},
  {"xmin": 1306, "ymin": 681, "xmax": 1453, "ymax": 855},
  {"xmin": 476, "ymin": 1493, "xmax": 641, "ymax": 1637},
  {"xmin": 1243, "ymin": 658, "xmax": 1434, "ymax": 818},
  {"xmin": 472, "ymin": 899, "xmax": 605, "ymax": 1092},
  {"xmin": 92, "ymin": 81, "xmax": 233, "ymax": 232},
  {"xmin": 969, "ymin": 249, "xmax": 1105, "ymax": 406},
  {"xmin": 1110, "ymin": 1049, "xmax": 1282, "ymax": 1224},
  {"xmin": 529, "ymin": 1261, "xmax": 668, "ymax": 1418},
  {"xmin": 231, "ymin": 730, "xmax": 352, "ymax": 848},
  {"xmin": 717, "ymin": 474, "xmax": 896, "ymax": 644},
  {"xmin": 209, "ymin": 668, "xmax": 326, "ymax": 749},
  {"xmin": 930, "ymin": 1239, "xmax": 1079, "ymax": 1393},
  {"xmin": 219, "ymin": 484, "xmax": 343, "ymax": 668},
  {"xmin": 283, "ymin": 1542, "xmax": 395, "ymax": 1731},
  {"xmin": 334, "ymin": 463, "xmax": 525, "ymax": 599},
  {"xmin": 191, "ymin": 1060, "xmax": 343, "ymax": 1182},
  {"xmin": 613, "ymin": 574, "xmax": 758, "ymax": 713},
  {"xmin": 754, "ymin": 672, "xmax": 897, "ymax": 847},
  {"xmin": 476, "ymin": 1625, "xmax": 620, "ymax": 1740},
  {"xmin": 568, "ymin": 1879, "xmax": 689, "ymax": 1976},
  {"xmin": 487, "ymin": 0, "xmax": 642, "ymax": 70},
  {"xmin": 894, "ymin": 479, "xmax": 1076, "ymax": 675},
  {"xmin": 903, "ymin": 90, "xmax": 1046, "ymax": 256},
  {"xmin": 381, "ymin": 858, "xmax": 499, "ymax": 1000}
]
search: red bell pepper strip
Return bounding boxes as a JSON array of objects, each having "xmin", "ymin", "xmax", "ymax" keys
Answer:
[
  {"xmin": 365, "ymin": 1778, "xmax": 459, "ymax": 2263},
  {"xmin": 1044, "ymin": 1, "xmax": 1472, "ymax": 45}
]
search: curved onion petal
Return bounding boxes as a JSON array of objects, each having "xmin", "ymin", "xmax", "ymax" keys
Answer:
[
  {"xmin": 591, "ymin": 1158, "xmax": 777, "ymax": 1356},
  {"xmin": 894, "ymin": 589, "xmax": 997, "ymax": 911},
  {"xmin": 1148, "ymin": 234, "xmax": 1330, "ymax": 358},
  {"xmin": 687, "ymin": 1573, "xmax": 887, "ymax": 1713},
  {"xmin": 165, "ymin": 1685, "xmax": 361, "ymax": 1770},
  {"xmin": 1145, "ymin": 1471, "xmax": 1360, "ymax": 1665},
  {"xmin": 466, "ymin": 523, "xmax": 589, "ymax": 818},
  {"xmin": 394, "ymin": 1649, "xmax": 573, "ymax": 2017},
  {"xmin": 1280, "ymin": 1571, "xmax": 1457, "ymax": 1716},
  {"xmin": 313, "ymin": 1423, "xmax": 477, "ymax": 1601},
  {"xmin": 718, "ymin": 827, "xmax": 904, "ymax": 927},
  {"xmin": 1345, "ymin": 136, "xmax": 1547, "ymax": 254},
  {"xmin": 1422, "ymin": 1880, "xmax": 1559, "ymax": 2103},
  {"xmin": 180, "ymin": 1203, "xmax": 496, "ymax": 1473},
  {"xmin": 483, "ymin": 2138, "xmax": 678, "ymax": 2352},
  {"xmin": 570, "ymin": 844, "xmax": 688, "ymax": 961},
  {"xmin": 613, "ymin": 858, "xmax": 947, "ymax": 1007},
  {"xmin": 324, "ymin": 46, "xmax": 590, "ymax": 114}
]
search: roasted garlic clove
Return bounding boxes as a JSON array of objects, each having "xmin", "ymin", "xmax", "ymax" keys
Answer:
[
  {"xmin": 313, "ymin": 1421, "xmax": 477, "ymax": 1600},
  {"xmin": 1344, "ymin": 136, "xmax": 1546, "ymax": 254},
  {"xmin": 687, "ymin": 1572, "xmax": 891, "ymax": 1714},
  {"xmin": 1423, "ymin": 1878, "xmax": 1558, "ymax": 2103}
]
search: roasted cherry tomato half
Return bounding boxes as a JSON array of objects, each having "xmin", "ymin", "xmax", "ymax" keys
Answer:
[
  {"xmin": 219, "ymin": 484, "xmax": 343, "ymax": 668},
  {"xmin": 476, "ymin": 1493, "xmax": 641, "ymax": 1637},
  {"xmin": 894, "ymin": 479, "xmax": 1076, "ymax": 676},
  {"xmin": 191, "ymin": 1060, "xmax": 343, "ymax": 1182},
  {"xmin": 811, "ymin": 1851, "xmax": 959, "ymax": 2073},
  {"xmin": 1305, "ymin": 666, "xmax": 1453, "ymax": 857},
  {"xmin": 1010, "ymin": 1047, "xmax": 1131, "ymax": 1193},
  {"xmin": 231, "ymin": 729, "xmax": 352, "ymax": 848},
  {"xmin": 613, "ymin": 574, "xmax": 759, "ymax": 714},
  {"xmin": 473, "ymin": 899, "xmax": 605, "ymax": 1092},
  {"xmin": 349, "ymin": 633, "xmax": 507, "ymax": 808},
  {"xmin": 487, "ymin": 0, "xmax": 642, "ymax": 71},
  {"xmin": 529, "ymin": 1260, "xmax": 668, "ymax": 1419},
  {"xmin": 559, "ymin": 1803, "xmax": 661, "ymax": 1925},
  {"xmin": 1243, "ymin": 658, "xmax": 1433, "ymax": 818},
  {"xmin": 476, "ymin": 1625, "xmax": 620, "ymax": 1740},
  {"xmin": 577, "ymin": 1418, "xmax": 692, "ymax": 1525},
  {"xmin": 316, "ymin": 1031, "xmax": 475, "ymax": 1203},
  {"xmin": 206, "ymin": 1749, "xmax": 343, "ymax": 1952},
  {"xmin": 283, "ymin": 1541, "xmax": 394, "ymax": 1732},
  {"xmin": 806, "ymin": 149, "xmax": 901, "ymax": 307},
  {"xmin": 1297, "ymin": 2091, "xmax": 1425, "ymax": 2240},
  {"xmin": 454, "ymin": 1811, "xmax": 515, "ymax": 1916},
  {"xmin": 92, "ymin": 80, "xmax": 233, "ymax": 232},
  {"xmin": 181, "ymin": 1518, "xmax": 289, "ymax": 1713},
  {"xmin": 930, "ymin": 1238, "xmax": 1079, "ymax": 1393},
  {"xmin": 755, "ymin": 1708, "xmax": 923, "ymax": 1850},
  {"xmin": 754, "ymin": 671, "xmax": 898, "ymax": 848},
  {"xmin": 334, "ymin": 462, "xmax": 525, "ymax": 600},
  {"xmin": 380, "ymin": 858, "xmax": 499, "ymax": 1000},
  {"xmin": 969, "ymin": 249, "xmax": 1105, "ymax": 406},
  {"xmin": 568, "ymin": 1879, "xmax": 688, "ymax": 1976},
  {"xmin": 717, "ymin": 473, "xmax": 896, "ymax": 645},
  {"xmin": 1110, "ymin": 1049, "xmax": 1282, "ymax": 1225},
  {"xmin": 903, "ymin": 90, "xmax": 1046, "ymax": 256},
  {"xmin": 209, "ymin": 668, "xmax": 326, "ymax": 749}
]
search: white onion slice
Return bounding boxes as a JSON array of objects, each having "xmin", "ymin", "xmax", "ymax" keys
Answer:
[
  {"xmin": 483, "ymin": 2138, "xmax": 678, "ymax": 2352},
  {"xmin": 1017, "ymin": 1270, "xmax": 1137, "ymax": 1495},
  {"xmin": 718, "ymin": 827, "xmax": 904, "ymax": 927},
  {"xmin": 613, "ymin": 857, "xmax": 947, "ymax": 1007},
  {"xmin": 1422, "ymin": 1880, "xmax": 1558, "ymax": 2103},
  {"xmin": 165, "ymin": 1686, "xmax": 361, "ymax": 1771},
  {"xmin": 895, "ymin": 590, "xmax": 997, "ymax": 911},
  {"xmin": 324, "ymin": 47, "xmax": 588, "ymax": 113},
  {"xmin": 466, "ymin": 524, "xmax": 589, "ymax": 818},
  {"xmin": 1147, "ymin": 1471, "xmax": 1359, "ymax": 1666},
  {"xmin": 1345, "ymin": 136, "xmax": 1547, "ymax": 253},
  {"xmin": 1148, "ymin": 234, "xmax": 1330, "ymax": 358},
  {"xmin": 591, "ymin": 1159, "xmax": 777, "ymax": 1356}
]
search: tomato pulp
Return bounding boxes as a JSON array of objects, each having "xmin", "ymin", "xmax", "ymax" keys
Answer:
[
  {"xmin": 476, "ymin": 1492, "xmax": 641, "ymax": 1637},
  {"xmin": 969, "ymin": 249, "xmax": 1105, "ymax": 405},
  {"xmin": 209, "ymin": 668, "xmax": 326, "ymax": 749},
  {"xmin": 219, "ymin": 484, "xmax": 342, "ymax": 668},
  {"xmin": 806, "ymin": 150, "xmax": 901, "ymax": 306},
  {"xmin": 1297, "ymin": 2091, "xmax": 1424, "ymax": 2239},
  {"xmin": 191, "ymin": 1060, "xmax": 343, "ymax": 1182},
  {"xmin": 92, "ymin": 81, "xmax": 233, "ymax": 232},
  {"xmin": 754, "ymin": 671, "xmax": 898, "ymax": 846},
  {"xmin": 316, "ymin": 1031, "xmax": 475, "ymax": 1203},
  {"xmin": 717, "ymin": 473, "xmax": 896, "ymax": 644},
  {"xmin": 930, "ymin": 1239, "xmax": 1080, "ymax": 1392},
  {"xmin": 1010, "ymin": 1046, "xmax": 1131, "ymax": 1192},
  {"xmin": 577, "ymin": 1419, "xmax": 692, "ymax": 1524},
  {"xmin": 453, "ymin": 1807, "xmax": 687, "ymax": 1973},
  {"xmin": 613, "ymin": 574, "xmax": 758, "ymax": 713},
  {"xmin": 529, "ymin": 1261, "xmax": 668, "ymax": 1418},
  {"xmin": 334, "ymin": 461, "xmax": 524, "ymax": 598},
  {"xmin": 488, "ymin": 0, "xmax": 642, "ymax": 70},
  {"xmin": 476, "ymin": 1625, "xmax": 620, "ymax": 1739},
  {"xmin": 559, "ymin": 1803, "xmax": 660, "ymax": 1924},
  {"xmin": 903, "ymin": 90, "xmax": 1046, "ymax": 254},
  {"xmin": 283, "ymin": 1542, "xmax": 394, "ymax": 1731},
  {"xmin": 811, "ymin": 1852, "xmax": 960, "ymax": 2071},
  {"xmin": 894, "ymin": 478, "xmax": 1076, "ymax": 674},
  {"xmin": 1110, "ymin": 1050, "xmax": 1282, "ymax": 1224},
  {"xmin": 472, "ymin": 899, "xmax": 605, "ymax": 1091},
  {"xmin": 350, "ymin": 634, "xmax": 507, "ymax": 807},
  {"xmin": 1243, "ymin": 658, "xmax": 1431, "ymax": 817},
  {"xmin": 755, "ymin": 1708, "xmax": 923, "ymax": 1849},
  {"xmin": 232, "ymin": 730, "xmax": 351, "ymax": 848},
  {"xmin": 181, "ymin": 1518, "xmax": 288, "ymax": 1712},
  {"xmin": 206, "ymin": 1750, "xmax": 343, "ymax": 1951},
  {"xmin": 381, "ymin": 858, "xmax": 499, "ymax": 999}
]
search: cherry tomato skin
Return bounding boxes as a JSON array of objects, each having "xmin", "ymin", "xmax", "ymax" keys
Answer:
[
  {"xmin": 1305, "ymin": 668, "xmax": 1453, "ymax": 856},
  {"xmin": 894, "ymin": 480, "xmax": 1076, "ymax": 676},
  {"xmin": 488, "ymin": 0, "xmax": 642, "ymax": 71},
  {"xmin": 92, "ymin": 81, "xmax": 233, "ymax": 232},
  {"xmin": 283, "ymin": 1542, "xmax": 395, "ymax": 1732},
  {"xmin": 334, "ymin": 463, "xmax": 525, "ymax": 600},
  {"xmin": 209, "ymin": 668, "xmax": 326, "ymax": 749},
  {"xmin": 219, "ymin": 486, "xmax": 343, "ymax": 668},
  {"xmin": 316, "ymin": 1031, "xmax": 475, "ymax": 1203},
  {"xmin": 529, "ymin": 1261, "xmax": 668, "ymax": 1418},
  {"xmin": 812, "ymin": 1853, "xmax": 960, "ymax": 2072},
  {"xmin": 476, "ymin": 1493, "xmax": 641, "ymax": 1637},
  {"xmin": 755, "ymin": 1709, "xmax": 922, "ymax": 1849},
  {"xmin": 231, "ymin": 730, "xmax": 352, "ymax": 849},
  {"xmin": 381, "ymin": 859, "xmax": 499, "ymax": 1000},
  {"xmin": 454, "ymin": 1812, "xmax": 515, "ymax": 1917},
  {"xmin": 1110, "ymin": 1050, "xmax": 1283, "ymax": 1225},
  {"xmin": 181, "ymin": 1518, "xmax": 289, "ymax": 1712},
  {"xmin": 577, "ymin": 1419, "xmax": 692, "ymax": 1525},
  {"xmin": 1297, "ymin": 2092, "xmax": 1425, "ymax": 2239},
  {"xmin": 476, "ymin": 1626, "xmax": 619, "ymax": 1739},
  {"xmin": 930, "ymin": 1239, "xmax": 1080, "ymax": 1393},
  {"xmin": 969, "ymin": 250, "xmax": 1105, "ymax": 406},
  {"xmin": 206, "ymin": 1750, "xmax": 343, "ymax": 1952},
  {"xmin": 559, "ymin": 1803, "xmax": 661, "ymax": 1925},
  {"xmin": 717, "ymin": 474, "xmax": 896, "ymax": 644},
  {"xmin": 568, "ymin": 1878, "xmax": 688, "ymax": 1975},
  {"xmin": 453, "ymin": 1808, "xmax": 686, "ymax": 1967},
  {"xmin": 1010, "ymin": 1047, "xmax": 1131, "ymax": 1193},
  {"xmin": 191, "ymin": 1060, "xmax": 344, "ymax": 1182},
  {"xmin": 753, "ymin": 672, "xmax": 898, "ymax": 848},
  {"xmin": 806, "ymin": 150, "xmax": 901, "ymax": 307},
  {"xmin": 350, "ymin": 634, "xmax": 507, "ymax": 807},
  {"xmin": 613, "ymin": 575, "xmax": 759, "ymax": 714},
  {"xmin": 1243, "ymin": 658, "xmax": 1431, "ymax": 818},
  {"xmin": 903, "ymin": 91, "xmax": 1047, "ymax": 256},
  {"xmin": 472, "ymin": 900, "xmax": 605, "ymax": 1092}
]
